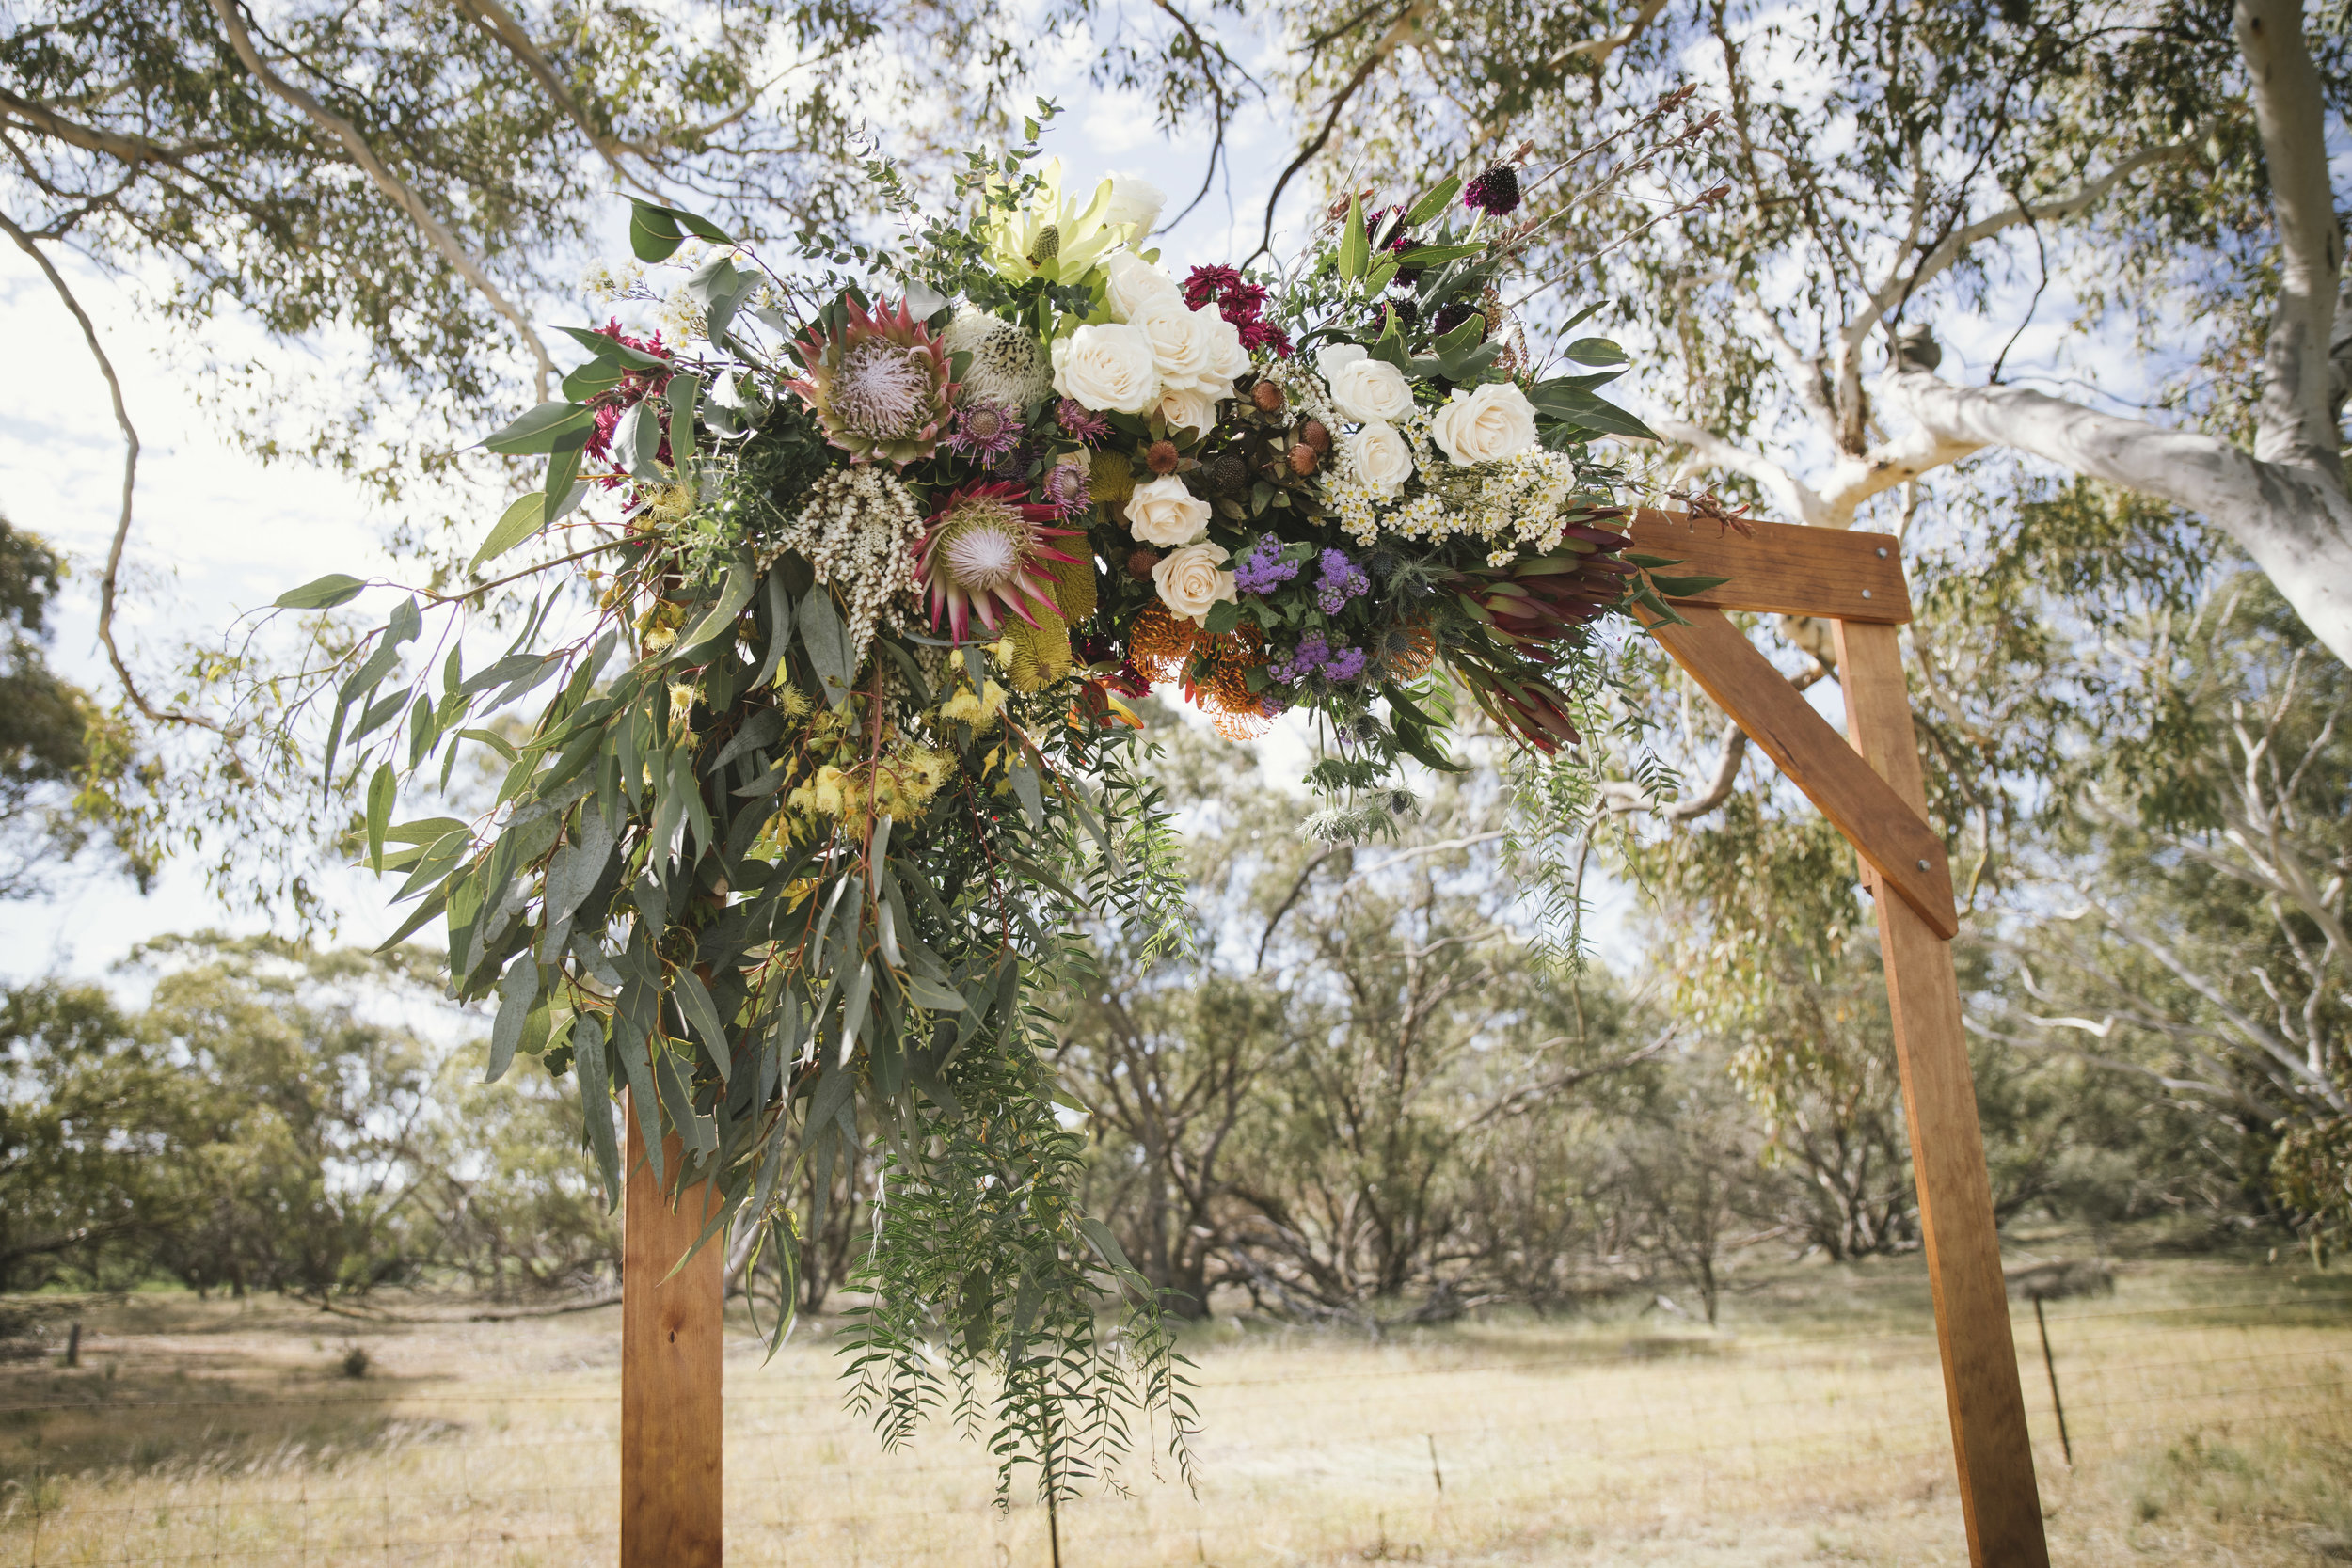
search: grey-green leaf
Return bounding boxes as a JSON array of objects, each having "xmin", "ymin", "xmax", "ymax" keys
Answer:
[{"xmin": 275, "ymin": 573, "xmax": 367, "ymax": 610}]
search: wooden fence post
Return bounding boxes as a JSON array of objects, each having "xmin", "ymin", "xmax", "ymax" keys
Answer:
[
  {"xmin": 622, "ymin": 1105, "xmax": 725, "ymax": 1567},
  {"xmin": 1835, "ymin": 619, "xmax": 2048, "ymax": 1567}
]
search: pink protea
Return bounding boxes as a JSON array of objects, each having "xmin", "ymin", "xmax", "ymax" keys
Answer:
[
  {"xmin": 785, "ymin": 295, "xmax": 958, "ymax": 467},
  {"xmin": 915, "ymin": 482, "xmax": 1086, "ymax": 641}
]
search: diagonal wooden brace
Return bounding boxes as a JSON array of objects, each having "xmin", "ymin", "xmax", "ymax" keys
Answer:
[{"xmin": 1644, "ymin": 606, "xmax": 1960, "ymax": 940}]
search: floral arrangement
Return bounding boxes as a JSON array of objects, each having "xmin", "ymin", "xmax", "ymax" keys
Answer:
[{"xmin": 277, "ymin": 118, "xmax": 1689, "ymax": 1499}]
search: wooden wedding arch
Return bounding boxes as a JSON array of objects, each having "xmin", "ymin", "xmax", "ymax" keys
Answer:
[{"xmin": 614, "ymin": 511, "xmax": 2051, "ymax": 1568}]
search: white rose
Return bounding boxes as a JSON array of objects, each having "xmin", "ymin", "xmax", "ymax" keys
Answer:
[
  {"xmin": 1132, "ymin": 299, "xmax": 1216, "ymax": 388},
  {"xmin": 1103, "ymin": 249, "xmax": 1183, "ymax": 322},
  {"xmin": 1052, "ymin": 323, "xmax": 1160, "ymax": 414},
  {"xmin": 1349, "ymin": 420, "xmax": 1413, "ymax": 496},
  {"xmin": 1152, "ymin": 541, "xmax": 1236, "ymax": 625},
  {"xmin": 1327, "ymin": 355, "xmax": 1414, "ymax": 424},
  {"xmin": 1430, "ymin": 381, "xmax": 1539, "ymax": 466},
  {"xmin": 1157, "ymin": 382, "xmax": 1219, "ymax": 436},
  {"xmin": 1126, "ymin": 474, "xmax": 1211, "ymax": 546},
  {"xmin": 1200, "ymin": 311, "xmax": 1251, "ymax": 385},
  {"xmin": 1314, "ymin": 342, "xmax": 1368, "ymax": 381},
  {"xmin": 1102, "ymin": 174, "xmax": 1166, "ymax": 235}
]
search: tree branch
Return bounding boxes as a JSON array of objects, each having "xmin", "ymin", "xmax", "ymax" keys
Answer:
[
  {"xmin": 1248, "ymin": 0, "xmax": 1434, "ymax": 267},
  {"xmin": 447, "ymin": 0, "xmax": 662, "ymax": 200},
  {"xmin": 0, "ymin": 209, "xmax": 217, "ymax": 730},
  {"xmin": 1555, "ymin": 0, "xmax": 1668, "ymax": 70},
  {"xmin": 1874, "ymin": 368, "xmax": 2352, "ymax": 664},
  {"xmin": 1654, "ymin": 419, "xmax": 1831, "ymax": 527},
  {"xmin": 2236, "ymin": 0, "xmax": 2343, "ymax": 479},
  {"xmin": 203, "ymin": 0, "xmax": 556, "ymax": 400}
]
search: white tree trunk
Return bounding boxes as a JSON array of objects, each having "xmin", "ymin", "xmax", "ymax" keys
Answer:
[{"xmin": 1876, "ymin": 371, "xmax": 2352, "ymax": 666}]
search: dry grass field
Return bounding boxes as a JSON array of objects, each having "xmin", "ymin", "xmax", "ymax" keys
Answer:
[{"xmin": 0, "ymin": 1243, "xmax": 2346, "ymax": 1566}]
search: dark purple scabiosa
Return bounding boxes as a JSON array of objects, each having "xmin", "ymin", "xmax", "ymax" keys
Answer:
[
  {"xmin": 1432, "ymin": 301, "xmax": 1485, "ymax": 339},
  {"xmin": 1464, "ymin": 163, "xmax": 1523, "ymax": 216}
]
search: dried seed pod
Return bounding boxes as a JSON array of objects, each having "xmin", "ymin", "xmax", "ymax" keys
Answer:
[
  {"xmin": 1145, "ymin": 439, "xmax": 1181, "ymax": 475},
  {"xmin": 1301, "ymin": 419, "xmax": 1331, "ymax": 454},
  {"xmin": 1250, "ymin": 380, "xmax": 1285, "ymax": 414},
  {"xmin": 1287, "ymin": 442, "xmax": 1320, "ymax": 476},
  {"xmin": 1202, "ymin": 451, "xmax": 1251, "ymax": 497},
  {"xmin": 1126, "ymin": 547, "xmax": 1160, "ymax": 579}
]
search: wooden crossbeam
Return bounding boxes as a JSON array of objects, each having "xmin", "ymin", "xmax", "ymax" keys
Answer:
[{"xmin": 1628, "ymin": 510, "xmax": 1910, "ymax": 624}]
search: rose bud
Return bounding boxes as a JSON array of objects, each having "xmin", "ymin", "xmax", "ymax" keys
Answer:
[
  {"xmin": 1126, "ymin": 547, "xmax": 1160, "ymax": 579},
  {"xmin": 1250, "ymin": 380, "xmax": 1285, "ymax": 414},
  {"xmin": 1301, "ymin": 419, "xmax": 1331, "ymax": 453},
  {"xmin": 1145, "ymin": 439, "xmax": 1181, "ymax": 475},
  {"xmin": 1287, "ymin": 442, "xmax": 1320, "ymax": 476}
]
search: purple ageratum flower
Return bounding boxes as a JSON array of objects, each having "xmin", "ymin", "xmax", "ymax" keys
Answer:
[
  {"xmin": 1315, "ymin": 547, "xmax": 1371, "ymax": 614},
  {"xmin": 1056, "ymin": 398, "xmax": 1112, "ymax": 443},
  {"xmin": 1269, "ymin": 632, "xmax": 1330, "ymax": 686},
  {"xmin": 947, "ymin": 398, "xmax": 1025, "ymax": 467},
  {"xmin": 1233, "ymin": 535, "xmax": 1301, "ymax": 596},
  {"xmin": 1269, "ymin": 631, "xmax": 1371, "ymax": 687},
  {"xmin": 1041, "ymin": 460, "xmax": 1090, "ymax": 516}
]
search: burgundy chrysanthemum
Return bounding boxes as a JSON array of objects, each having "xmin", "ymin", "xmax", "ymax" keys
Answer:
[
  {"xmin": 1463, "ymin": 164, "xmax": 1523, "ymax": 216},
  {"xmin": 1239, "ymin": 318, "xmax": 1295, "ymax": 358},
  {"xmin": 582, "ymin": 320, "xmax": 674, "ymax": 485},
  {"xmin": 1183, "ymin": 264, "xmax": 1243, "ymax": 311}
]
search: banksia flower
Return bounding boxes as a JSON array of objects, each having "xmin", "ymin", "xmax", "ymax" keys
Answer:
[
  {"xmin": 915, "ymin": 482, "xmax": 1086, "ymax": 641},
  {"xmin": 786, "ymin": 295, "xmax": 957, "ymax": 467}
]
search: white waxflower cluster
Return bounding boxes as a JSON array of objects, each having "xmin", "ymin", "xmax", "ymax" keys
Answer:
[
  {"xmin": 761, "ymin": 467, "xmax": 926, "ymax": 664},
  {"xmin": 581, "ymin": 257, "xmax": 647, "ymax": 303},
  {"xmin": 1326, "ymin": 407, "xmax": 1578, "ymax": 563}
]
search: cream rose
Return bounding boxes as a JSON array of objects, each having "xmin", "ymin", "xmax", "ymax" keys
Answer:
[
  {"xmin": 1104, "ymin": 249, "xmax": 1183, "ymax": 322},
  {"xmin": 1349, "ymin": 420, "xmax": 1413, "ymax": 496},
  {"xmin": 1157, "ymin": 382, "xmax": 1219, "ymax": 436},
  {"xmin": 1327, "ymin": 355, "xmax": 1414, "ymax": 424},
  {"xmin": 1103, "ymin": 174, "xmax": 1166, "ymax": 235},
  {"xmin": 1132, "ymin": 299, "xmax": 1216, "ymax": 388},
  {"xmin": 1126, "ymin": 474, "xmax": 1211, "ymax": 546},
  {"xmin": 1052, "ymin": 323, "xmax": 1159, "ymax": 414},
  {"xmin": 1152, "ymin": 540, "xmax": 1235, "ymax": 625},
  {"xmin": 1431, "ymin": 381, "xmax": 1539, "ymax": 466},
  {"xmin": 1201, "ymin": 311, "xmax": 1251, "ymax": 384}
]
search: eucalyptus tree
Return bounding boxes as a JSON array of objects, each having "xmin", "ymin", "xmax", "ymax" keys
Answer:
[{"xmin": 1250, "ymin": 0, "xmax": 2352, "ymax": 664}]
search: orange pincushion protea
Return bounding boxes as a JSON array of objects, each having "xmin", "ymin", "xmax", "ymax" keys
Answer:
[{"xmin": 1125, "ymin": 602, "xmax": 1200, "ymax": 684}]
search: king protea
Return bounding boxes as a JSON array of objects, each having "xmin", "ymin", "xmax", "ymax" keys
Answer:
[
  {"xmin": 916, "ymin": 482, "xmax": 1088, "ymax": 641},
  {"xmin": 785, "ymin": 294, "xmax": 957, "ymax": 467}
]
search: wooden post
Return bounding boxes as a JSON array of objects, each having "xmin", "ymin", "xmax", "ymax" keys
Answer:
[
  {"xmin": 1834, "ymin": 619, "xmax": 2048, "ymax": 1567},
  {"xmin": 622, "ymin": 1106, "xmax": 725, "ymax": 1568}
]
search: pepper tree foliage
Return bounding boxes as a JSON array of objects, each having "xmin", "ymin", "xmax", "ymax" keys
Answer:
[{"xmin": 273, "ymin": 134, "xmax": 1207, "ymax": 1501}]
